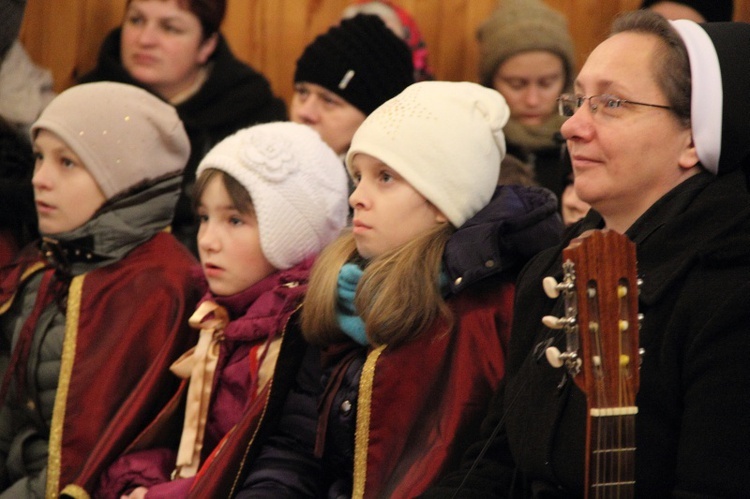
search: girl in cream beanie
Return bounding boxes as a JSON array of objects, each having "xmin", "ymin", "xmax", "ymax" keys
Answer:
[{"xmin": 229, "ymin": 81, "xmax": 563, "ymax": 497}]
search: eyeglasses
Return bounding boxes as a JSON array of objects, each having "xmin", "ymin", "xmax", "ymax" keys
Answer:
[{"xmin": 557, "ymin": 93, "xmax": 672, "ymax": 118}]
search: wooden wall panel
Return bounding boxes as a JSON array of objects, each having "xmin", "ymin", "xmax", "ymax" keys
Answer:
[{"xmin": 19, "ymin": 0, "xmax": 750, "ymax": 107}]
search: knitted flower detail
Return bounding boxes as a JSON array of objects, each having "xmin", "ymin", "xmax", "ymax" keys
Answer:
[{"xmin": 241, "ymin": 132, "xmax": 297, "ymax": 182}]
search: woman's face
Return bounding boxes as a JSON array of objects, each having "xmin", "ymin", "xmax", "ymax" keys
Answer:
[
  {"xmin": 290, "ymin": 82, "xmax": 366, "ymax": 156},
  {"xmin": 121, "ymin": 0, "xmax": 217, "ymax": 101},
  {"xmin": 32, "ymin": 130, "xmax": 106, "ymax": 235},
  {"xmin": 492, "ymin": 50, "xmax": 566, "ymax": 126},
  {"xmin": 348, "ymin": 153, "xmax": 446, "ymax": 259},
  {"xmin": 560, "ymin": 32, "xmax": 699, "ymax": 233}
]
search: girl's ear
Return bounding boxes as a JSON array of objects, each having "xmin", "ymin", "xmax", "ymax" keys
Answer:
[{"xmin": 435, "ymin": 212, "xmax": 448, "ymax": 224}]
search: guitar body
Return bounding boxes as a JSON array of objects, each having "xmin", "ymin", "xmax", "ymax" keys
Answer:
[{"xmin": 550, "ymin": 230, "xmax": 640, "ymax": 498}]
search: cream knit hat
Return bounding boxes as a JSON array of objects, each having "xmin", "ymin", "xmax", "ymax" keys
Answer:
[
  {"xmin": 31, "ymin": 82, "xmax": 190, "ymax": 200},
  {"xmin": 477, "ymin": 0, "xmax": 576, "ymax": 90},
  {"xmin": 346, "ymin": 81, "xmax": 510, "ymax": 227},
  {"xmin": 196, "ymin": 122, "xmax": 349, "ymax": 269}
]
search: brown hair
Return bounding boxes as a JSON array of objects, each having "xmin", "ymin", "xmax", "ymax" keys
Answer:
[
  {"xmin": 610, "ymin": 10, "xmax": 692, "ymax": 128},
  {"xmin": 301, "ymin": 223, "xmax": 455, "ymax": 348},
  {"xmin": 126, "ymin": 0, "xmax": 226, "ymax": 37},
  {"xmin": 193, "ymin": 168, "xmax": 254, "ymax": 215}
]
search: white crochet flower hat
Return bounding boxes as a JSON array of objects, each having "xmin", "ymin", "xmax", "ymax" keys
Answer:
[{"xmin": 196, "ymin": 121, "xmax": 349, "ymax": 269}]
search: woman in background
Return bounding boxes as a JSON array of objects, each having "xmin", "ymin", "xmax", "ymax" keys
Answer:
[
  {"xmin": 477, "ymin": 0, "xmax": 575, "ymax": 201},
  {"xmin": 80, "ymin": 0, "xmax": 286, "ymax": 253}
]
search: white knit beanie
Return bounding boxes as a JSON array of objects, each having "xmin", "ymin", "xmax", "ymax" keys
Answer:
[
  {"xmin": 196, "ymin": 122, "xmax": 349, "ymax": 269},
  {"xmin": 30, "ymin": 82, "xmax": 190, "ymax": 200},
  {"xmin": 345, "ymin": 81, "xmax": 510, "ymax": 227}
]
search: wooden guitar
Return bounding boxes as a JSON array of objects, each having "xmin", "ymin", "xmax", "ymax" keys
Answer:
[{"xmin": 543, "ymin": 230, "xmax": 641, "ymax": 498}]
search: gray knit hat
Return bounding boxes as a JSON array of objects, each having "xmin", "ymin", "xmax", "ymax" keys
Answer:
[
  {"xmin": 477, "ymin": 0, "xmax": 575, "ymax": 90},
  {"xmin": 196, "ymin": 122, "xmax": 349, "ymax": 270},
  {"xmin": 31, "ymin": 82, "xmax": 190, "ymax": 200}
]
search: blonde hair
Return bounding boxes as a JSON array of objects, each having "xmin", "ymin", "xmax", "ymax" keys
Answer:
[{"xmin": 301, "ymin": 223, "xmax": 455, "ymax": 347}]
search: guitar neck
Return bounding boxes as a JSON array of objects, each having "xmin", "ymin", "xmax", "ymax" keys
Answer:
[
  {"xmin": 557, "ymin": 230, "xmax": 641, "ymax": 498},
  {"xmin": 586, "ymin": 406, "xmax": 637, "ymax": 497}
]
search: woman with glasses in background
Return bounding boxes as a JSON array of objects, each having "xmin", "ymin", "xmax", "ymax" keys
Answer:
[{"xmin": 424, "ymin": 9, "xmax": 750, "ymax": 498}]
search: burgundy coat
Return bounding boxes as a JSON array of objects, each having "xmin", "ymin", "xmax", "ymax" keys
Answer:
[{"xmin": 96, "ymin": 260, "xmax": 312, "ymax": 498}]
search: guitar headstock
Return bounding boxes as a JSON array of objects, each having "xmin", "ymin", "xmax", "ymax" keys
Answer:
[
  {"xmin": 566, "ymin": 230, "xmax": 640, "ymax": 411},
  {"xmin": 544, "ymin": 229, "xmax": 641, "ymax": 410}
]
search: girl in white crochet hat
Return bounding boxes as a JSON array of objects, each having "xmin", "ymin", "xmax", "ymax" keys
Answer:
[
  {"xmin": 97, "ymin": 121, "xmax": 350, "ymax": 498},
  {"xmin": 0, "ymin": 81, "xmax": 201, "ymax": 497},
  {"xmin": 234, "ymin": 81, "xmax": 564, "ymax": 498}
]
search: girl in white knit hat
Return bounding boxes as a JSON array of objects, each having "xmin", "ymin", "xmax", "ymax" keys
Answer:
[
  {"xmin": 0, "ymin": 81, "xmax": 201, "ymax": 497},
  {"xmin": 234, "ymin": 81, "xmax": 564, "ymax": 498},
  {"xmin": 97, "ymin": 121, "xmax": 350, "ymax": 498}
]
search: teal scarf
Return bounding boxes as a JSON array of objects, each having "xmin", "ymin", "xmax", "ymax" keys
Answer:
[
  {"xmin": 336, "ymin": 263, "xmax": 368, "ymax": 345},
  {"xmin": 336, "ymin": 263, "xmax": 451, "ymax": 346}
]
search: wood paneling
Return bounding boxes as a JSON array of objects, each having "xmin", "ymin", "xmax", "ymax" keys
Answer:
[{"xmin": 19, "ymin": 0, "xmax": 750, "ymax": 107}]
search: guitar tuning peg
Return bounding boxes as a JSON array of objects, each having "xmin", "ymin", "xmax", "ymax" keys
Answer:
[
  {"xmin": 542, "ymin": 315, "xmax": 566, "ymax": 330},
  {"xmin": 542, "ymin": 276, "xmax": 561, "ymax": 298},
  {"xmin": 546, "ymin": 347, "xmax": 582, "ymax": 372},
  {"xmin": 546, "ymin": 346, "xmax": 564, "ymax": 368}
]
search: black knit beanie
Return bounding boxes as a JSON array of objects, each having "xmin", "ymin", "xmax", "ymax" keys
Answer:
[
  {"xmin": 641, "ymin": 0, "xmax": 734, "ymax": 22},
  {"xmin": 294, "ymin": 14, "xmax": 414, "ymax": 115}
]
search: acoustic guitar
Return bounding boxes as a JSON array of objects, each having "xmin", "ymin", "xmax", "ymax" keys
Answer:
[{"xmin": 543, "ymin": 230, "xmax": 642, "ymax": 498}]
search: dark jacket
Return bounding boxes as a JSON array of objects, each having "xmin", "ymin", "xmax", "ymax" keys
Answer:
[
  {"xmin": 423, "ymin": 169, "xmax": 750, "ymax": 498},
  {"xmin": 237, "ymin": 184, "xmax": 565, "ymax": 498},
  {"xmin": 79, "ymin": 29, "xmax": 287, "ymax": 252}
]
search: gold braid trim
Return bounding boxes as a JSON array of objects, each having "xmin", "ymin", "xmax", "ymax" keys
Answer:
[
  {"xmin": 352, "ymin": 344, "xmax": 386, "ymax": 499},
  {"xmin": 59, "ymin": 484, "xmax": 90, "ymax": 499},
  {"xmin": 0, "ymin": 262, "xmax": 46, "ymax": 316},
  {"xmin": 46, "ymin": 275, "xmax": 84, "ymax": 498}
]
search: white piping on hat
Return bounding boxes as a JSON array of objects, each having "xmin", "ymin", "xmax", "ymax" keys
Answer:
[{"xmin": 669, "ymin": 19, "xmax": 723, "ymax": 174}]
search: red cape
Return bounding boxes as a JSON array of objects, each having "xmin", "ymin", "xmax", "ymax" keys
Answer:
[{"xmin": 0, "ymin": 233, "xmax": 201, "ymax": 498}]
